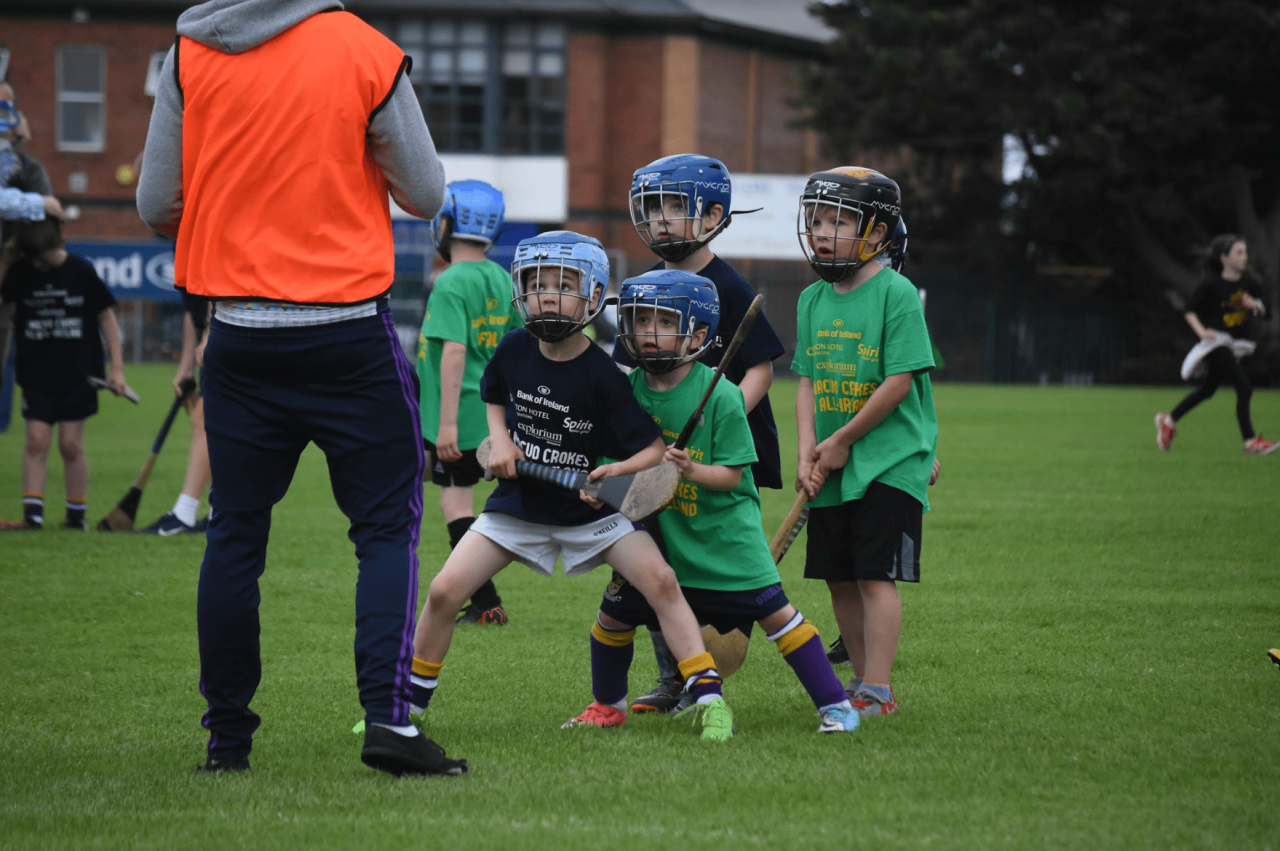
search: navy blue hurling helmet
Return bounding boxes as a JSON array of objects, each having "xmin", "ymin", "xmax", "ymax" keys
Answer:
[
  {"xmin": 878, "ymin": 216, "xmax": 908, "ymax": 274},
  {"xmin": 798, "ymin": 167, "xmax": 902, "ymax": 283},
  {"xmin": 617, "ymin": 270, "xmax": 720, "ymax": 375},
  {"xmin": 511, "ymin": 231, "xmax": 610, "ymax": 343},
  {"xmin": 432, "ymin": 179, "xmax": 505, "ymax": 260},
  {"xmin": 630, "ymin": 154, "xmax": 733, "ymax": 263}
]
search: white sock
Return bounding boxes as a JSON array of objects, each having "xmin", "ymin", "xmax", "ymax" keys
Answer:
[
  {"xmin": 371, "ymin": 722, "xmax": 419, "ymax": 737},
  {"xmin": 173, "ymin": 493, "xmax": 200, "ymax": 527}
]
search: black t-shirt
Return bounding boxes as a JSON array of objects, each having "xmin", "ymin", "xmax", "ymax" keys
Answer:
[
  {"xmin": 0, "ymin": 253, "xmax": 116, "ymax": 391},
  {"xmin": 613, "ymin": 255, "xmax": 786, "ymax": 489},
  {"xmin": 481, "ymin": 328, "xmax": 661, "ymax": 526},
  {"xmin": 1189, "ymin": 276, "xmax": 1267, "ymax": 338},
  {"xmin": 180, "ymin": 289, "xmax": 213, "ymax": 333}
]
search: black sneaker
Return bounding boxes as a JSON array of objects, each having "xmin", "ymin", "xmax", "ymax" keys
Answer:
[
  {"xmin": 64, "ymin": 518, "xmax": 90, "ymax": 531},
  {"xmin": 455, "ymin": 602, "xmax": 508, "ymax": 625},
  {"xmin": 193, "ymin": 514, "xmax": 209, "ymax": 533},
  {"xmin": 629, "ymin": 677, "xmax": 683, "ymax": 714},
  {"xmin": 197, "ymin": 755, "xmax": 250, "ymax": 773},
  {"xmin": 826, "ymin": 635, "xmax": 850, "ymax": 666},
  {"xmin": 360, "ymin": 725, "xmax": 468, "ymax": 777},
  {"xmin": 136, "ymin": 511, "xmax": 198, "ymax": 536},
  {"xmin": 1, "ymin": 518, "xmax": 41, "ymax": 530}
]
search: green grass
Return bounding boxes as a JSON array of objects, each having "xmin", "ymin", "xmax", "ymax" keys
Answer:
[{"xmin": 2, "ymin": 366, "xmax": 1278, "ymax": 849}]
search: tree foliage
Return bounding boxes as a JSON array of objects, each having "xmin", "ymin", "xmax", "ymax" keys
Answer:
[{"xmin": 804, "ymin": 0, "xmax": 1280, "ymax": 310}]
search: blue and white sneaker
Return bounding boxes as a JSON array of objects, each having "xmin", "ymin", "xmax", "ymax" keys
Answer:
[
  {"xmin": 135, "ymin": 511, "xmax": 199, "ymax": 536},
  {"xmin": 817, "ymin": 701, "xmax": 860, "ymax": 733}
]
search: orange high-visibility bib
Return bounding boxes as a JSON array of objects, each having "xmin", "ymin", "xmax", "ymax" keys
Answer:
[{"xmin": 175, "ymin": 12, "xmax": 407, "ymax": 304}]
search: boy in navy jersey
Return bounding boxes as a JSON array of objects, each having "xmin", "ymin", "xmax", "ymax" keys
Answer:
[{"xmin": 409, "ymin": 232, "xmax": 736, "ymax": 750}]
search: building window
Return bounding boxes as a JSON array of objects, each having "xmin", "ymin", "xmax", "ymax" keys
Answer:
[
  {"xmin": 144, "ymin": 49, "xmax": 169, "ymax": 97},
  {"xmin": 500, "ymin": 22, "xmax": 565, "ymax": 154},
  {"xmin": 371, "ymin": 18, "xmax": 565, "ymax": 155},
  {"xmin": 56, "ymin": 46, "xmax": 106, "ymax": 152}
]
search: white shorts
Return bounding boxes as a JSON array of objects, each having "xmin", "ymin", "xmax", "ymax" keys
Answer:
[{"xmin": 470, "ymin": 511, "xmax": 636, "ymax": 576}]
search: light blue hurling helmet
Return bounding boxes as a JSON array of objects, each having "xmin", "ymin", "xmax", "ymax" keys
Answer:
[
  {"xmin": 510, "ymin": 231, "xmax": 610, "ymax": 342},
  {"xmin": 617, "ymin": 269, "xmax": 720, "ymax": 375},
  {"xmin": 432, "ymin": 179, "xmax": 505, "ymax": 259},
  {"xmin": 630, "ymin": 154, "xmax": 733, "ymax": 263}
]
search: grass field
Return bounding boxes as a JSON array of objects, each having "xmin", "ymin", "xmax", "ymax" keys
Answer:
[{"xmin": 1, "ymin": 365, "xmax": 1278, "ymax": 849}]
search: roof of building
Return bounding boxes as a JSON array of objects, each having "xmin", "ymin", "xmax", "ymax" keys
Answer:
[{"xmin": 5, "ymin": 0, "xmax": 835, "ymax": 50}]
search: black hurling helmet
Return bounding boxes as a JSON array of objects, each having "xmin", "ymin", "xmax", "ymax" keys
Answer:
[{"xmin": 797, "ymin": 167, "xmax": 902, "ymax": 283}]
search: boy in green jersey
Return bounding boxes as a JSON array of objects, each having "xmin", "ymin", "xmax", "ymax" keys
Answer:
[
  {"xmin": 794, "ymin": 167, "xmax": 938, "ymax": 717},
  {"xmin": 416, "ymin": 180, "xmax": 521, "ymax": 624},
  {"xmin": 564, "ymin": 269, "xmax": 858, "ymax": 734}
]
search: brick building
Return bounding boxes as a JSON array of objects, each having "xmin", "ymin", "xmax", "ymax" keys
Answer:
[{"xmin": 2, "ymin": 0, "xmax": 834, "ymax": 354}]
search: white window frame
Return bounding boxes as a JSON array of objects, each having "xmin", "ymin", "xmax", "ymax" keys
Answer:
[{"xmin": 56, "ymin": 45, "xmax": 106, "ymax": 153}]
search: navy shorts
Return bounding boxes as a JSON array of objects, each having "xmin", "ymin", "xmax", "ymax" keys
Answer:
[
  {"xmin": 423, "ymin": 440, "xmax": 483, "ymax": 487},
  {"xmin": 21, "ymin": 383, "xmax": 98, "ymax": 424},
  {"xmin": 599, "ymin": 570, "xmax": 789, "ymax": 636},
  {"xmin": 803, "ymin": 481, "xmax": 923, "ymax": 583}
]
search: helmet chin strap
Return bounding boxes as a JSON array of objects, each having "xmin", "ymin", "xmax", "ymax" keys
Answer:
[{"xmin": 525, "ymin": 314, "xmax": 580, "ymax": 343}]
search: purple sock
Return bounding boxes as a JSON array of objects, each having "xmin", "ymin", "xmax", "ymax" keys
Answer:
[
  {"xmin": 773, "ymin": 621, "xmax": 847, "ymax": 709},
  {"xmin": 590, "ymin": 621, "xmax": 635, "ymax": 706}
]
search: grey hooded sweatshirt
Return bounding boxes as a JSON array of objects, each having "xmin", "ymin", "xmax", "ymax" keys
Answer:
[{"xmin": 137, "ymin": 0, "xmax": 444, "ymax": 241}]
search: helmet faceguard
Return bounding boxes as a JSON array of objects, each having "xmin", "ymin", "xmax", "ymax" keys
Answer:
[
  {"xmin": 797, "ymin": 168, "xmax": 902, "ymax": 283},
  {"xmin": 510, "ymin": 231, "xmax": 610, "ymax": 343},
  {"xmin": 432, "ymin": 179, "xmax": 505, "ymax": 261},
  {"xmin": 617, "ymin": 270, "xmax": 720, "ymax": 375},
  {"xmin": 630, "ymin": 155, "xmax": 733, "ymax": 263}
]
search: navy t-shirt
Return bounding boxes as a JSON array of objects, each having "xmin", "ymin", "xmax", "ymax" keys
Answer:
[
  {"xmin": 1, "ymin": 253, "xmax": 116, "ymax": 392},
  {"xmin": 614, "ymin": 255, "xmax": 785, "ymax": 489},
  {"xmin": 481, "ymin": 328, "xmax": 661, "ymax": 526}
]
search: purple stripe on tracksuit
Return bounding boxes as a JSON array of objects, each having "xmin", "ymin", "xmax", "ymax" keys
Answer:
[
  {"xmin": 382, "ymin": 311, "xmax": 425, "ymax": 723},
  {"xmin": 197, "ymin": 307, "xmax": 428, "ymax": 759}
]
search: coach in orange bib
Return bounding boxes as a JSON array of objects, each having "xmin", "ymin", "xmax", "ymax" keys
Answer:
[{"xmin": 139, "ymin": 0, "xmax": 467, "ymax": 777}]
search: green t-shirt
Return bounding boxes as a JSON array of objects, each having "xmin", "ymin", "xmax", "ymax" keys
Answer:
[
  {"xmin": 790, "ymin": 267, "xmax": 938, "ymax": 509},
  {"xmin": 629, "ymin": 363, "xmax": 781, "ymax": 592},
  {"xmin": 416, "ymin": 260, "xmax": 521, "ymax": 448}
]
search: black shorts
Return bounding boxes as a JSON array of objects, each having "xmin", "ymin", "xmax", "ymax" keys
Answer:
[
  {"xmin": 21, "ymin": 383, "xmax": 98, "ymax": 425},
  {"xmin": 423, "ymin": 439, "xmax": 484, "ymax": 488},
  {"xmin": 599, "ymin": 570, "xmax": 789, "ymax": 636},
  {"xmin": 803, "ymin": 482, "xmax": 922, "ymax": 583}
]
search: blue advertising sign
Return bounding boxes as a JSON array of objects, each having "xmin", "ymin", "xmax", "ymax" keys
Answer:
[
  {"xmin": 67, "ymin": 224, "xmax": 542, "ymax": 302},
  {"xmin": 66, "ymin": 241, "xmax": 179, "ymax": 302}
]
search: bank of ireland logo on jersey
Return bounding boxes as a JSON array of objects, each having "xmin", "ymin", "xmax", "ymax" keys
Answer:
[
  {"xmin": 486, "ymin": 298, "xmax": 499, "ymax": 310},
  {"xmin": 538, "ymin": 385, "xmax": 551, "ymax": 395},
  {"xmin": 832, "ymin": 318, "xmax": 844, "ymax": 328}
]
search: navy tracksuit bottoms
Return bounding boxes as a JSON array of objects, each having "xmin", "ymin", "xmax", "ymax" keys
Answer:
[{"xmin": 198, "ymin": 308, "xmax": 424, "ymax": 760}]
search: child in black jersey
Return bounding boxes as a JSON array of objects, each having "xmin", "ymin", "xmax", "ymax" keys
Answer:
[{"xmin": 409, "ymin": 232, "xmax": 736, "ymax": 752}]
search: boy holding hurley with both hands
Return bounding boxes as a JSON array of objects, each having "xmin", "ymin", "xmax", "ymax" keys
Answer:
[
  {"xmin": 566, "ymin": 269, "xmax": 859, "ymax": 734},
  {"xmin": 794, "ymin": 167, "xmax": 938, "ymax": 718}
]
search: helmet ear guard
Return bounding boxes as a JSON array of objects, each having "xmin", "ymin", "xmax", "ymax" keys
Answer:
[
  {"xmin": 616, "ymin": 269, "xmax": 720, "ymax": 375},
  {"xmin": 510, "ymin": 231, "xmax": 610, "ymax": 342}
]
